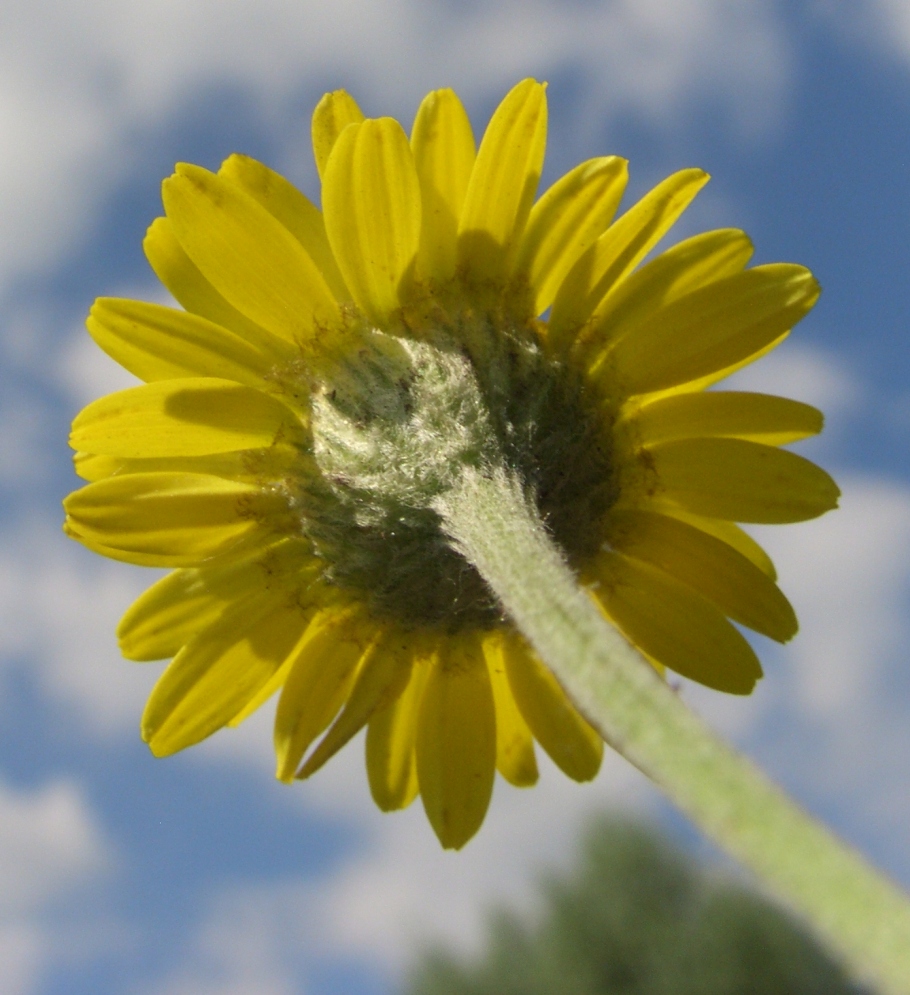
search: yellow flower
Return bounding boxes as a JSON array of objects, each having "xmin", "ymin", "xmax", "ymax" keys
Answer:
[{"xmin": 63, "ymin": 79, "xmax": 838, "ymax": 849}]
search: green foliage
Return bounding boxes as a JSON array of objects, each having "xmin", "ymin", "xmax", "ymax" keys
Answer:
[{"xmin": 406, "ymin": 818, "xmax": 867, "ymax": 995}]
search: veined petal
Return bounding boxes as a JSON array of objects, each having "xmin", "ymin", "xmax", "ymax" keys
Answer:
[
  {"xmin": 515, "ymin": 156, "xmax": 628, "ymax": 316},
  {"xmin": 230, "ymin": 597, "xmax": 358, "ymax": 732},
  {"xmin": 482, "ymin": 631, "xmax": 538, "ymax": 787},
  {"xmin": 630, "ymin": 391, "xmax": 823, "ymax": 447},
  {"xmin": 273, "ymin": 604, "xmax": 369, "ymax": 782},
  {"xmin": 118, "ymin": 564, "xmax": 246, "ymax": 662},
  {"xmin": 410, "ymin": 88, "xmax": 476, "ymax": 285},
  {"xmin": 366, "ymin": 655, "xmax": 430, "ymax": 811},
  {"xmin": 162, "ymin": 164, "xmax": 340, "ymax": 342},
  {"xmin": 297, "ymin": 627, "xmax": 413, "ymax": 779},
  {"xmin": 457, "ymin": 78, "xmax": 547, "ymax": 284},
  {"xmin": 312, "ymin": 89, "xmax": 365, "ymax": 181},
  {"xmin": 229, "ymin": 588, "xmax": 343, "ymax": 731},
  {"xmin": 71, "ymin": 379, "xmax": 304, "ymax": 458},
  {"xmin": 548, "ymin": 168, "xmax": 709, "ymax": 345},
  {"xmin": 637, "ymin": 332, "xmax": 792, "ymax": 403},
  {"xmin": 604, "ymin": 510, "xmax": 797, "ymax": 642},
  {"xmin": 219, "ymin": 154, "xmax": 349, "ymax": 301},
  {"xmin": 322, "ymin": 118, "xmax": 422, "ymax": 320},
  {"xmin": 63, "ymin": 519, "xmax": 212, "ymax": 568},
  {"xmin": 143, "ymin": 598, "xmax": 309, "ymax": 756},
  {"xmin": 577, "ymin": 228, "xmax": 754, "ymax": 364},
  {"xmin": 650, "ymin": 507, "xmax": 777, "ymax": 580},
  {"xmin": 63, "ymin": 472, "xmax": 285, "ymax": 565},
  {"xmin": 87, "ymin": 298, "xmax": 293, "ymax": 386},
  {"xmin": 590, "ymin": 551, "xmax": 762, "ymax": 693},
  {"xmin": 607, "ymin": 265, "xmax": 821, "ymax": 397},
  {"xmin": 648, "ymin": 437, "xmax": 840, "ymax": 523},
  {"xmin": 117, "ymin": 538, "xmax": 315, "ymax": 661},
  {"xmin": 416, "ymin": 634, "xmax": 496, "ymax": 850},
  {"xmin": 73, "ymin": 449, "xmax": 290, "ymax": 484},
  {"xmin": 143, "ymin": 217, "xmax": 281, "ymax": 344},
  {"xmin": 502, "ymin": 632, "xmax": 602, "ymax": 782}
]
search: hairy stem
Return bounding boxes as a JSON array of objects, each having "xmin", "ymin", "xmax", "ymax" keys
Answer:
[{"xmin": 436, "ymin": 466, "xmax": 910, "ymax": 995}]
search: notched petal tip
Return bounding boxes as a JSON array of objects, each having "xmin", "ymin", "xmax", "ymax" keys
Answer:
[{"xmin": 312, "ymin": 89, "xmax": 366, "ymax": 181}]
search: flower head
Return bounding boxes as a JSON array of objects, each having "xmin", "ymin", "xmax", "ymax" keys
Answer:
[{"xmin": 64, "ymin": 79, "xmax": 838, "ymax": 848}]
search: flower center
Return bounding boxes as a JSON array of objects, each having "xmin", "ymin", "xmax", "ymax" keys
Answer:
[{"xmin": 297, "ymin": 307, "xmax": 617, "ymax": 632}]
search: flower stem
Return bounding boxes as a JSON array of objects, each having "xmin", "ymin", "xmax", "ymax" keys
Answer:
[{"xmin": 436, "ymin": 466, "xmax": 910, "ymax": 995}]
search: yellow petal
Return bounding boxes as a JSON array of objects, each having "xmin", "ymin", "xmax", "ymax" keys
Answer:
[
  {"xmin": 482, "ymin": 631, "xmax": 538, "ymax": 787},
  {"xmin": 87, "ymin": 298, "xmax": 293, "ymax": 386},
  {"xmin": 548, "ymin": 168, "xmax": 709, "ymax": 345},
  {"xmin": 416, "ymin": 634, "xmax": 496, "ymax": 850},
  {"xmin": 218, "ymin": 154, "xmax": 349, "ymax": 301},
  {"xmin": 590, "ymin": 551, "xmax": 762, "ymax": 694},
  {"xmin": 366, "ymin": 655, "xmax": 431, "ymax": 810},
  {"xmin": 608, "ymin": 265, "xmax": 820, "ymax": 396},
  {"xmin": 71, "ymin": 379, "xmax": 303, "ymax": 458},
  {"xmin": 631, "ymin": 391, "xmax": 823, "ymax": 448},
  {"xmin": 64, "ymin": 519, "xmax": 202, "ymax": 568},
  {"xmin": 502, "ymin": 632, "xmax": 602, "ymax": 782},
  {"xmin": 577, "ymin": 228, "xmax": 754, "ymax": 365},
  {"xmin": 73, "ymin": 451, "xmax": 125, "ymax": 482},
  {"xmin": 143, "ymin": 217, "xmax": 280, "ymax": 344},
  {"xmin": 162, "ymin": 164, "xmax": 340, "ymax": 342},
  {"xmin": 649, "ymin": 437, "xmax": 840, "ymax": 523},
  {"xmin": 202, "ymin": 576, "xmax": 333, "ymax": 729},
  {"xmin": 322, "ymin": 118, "xmax": 422, "ymax": 320},
  {"xmin": 273, "ymin": 604, "xmax": 368, "ymax": 781},
  {"xmin": 605, "ymin": 510, "xmax": 796, "ymax": 642},
  {"xmin": 457, "ymin": 78, "xmax": 547, "ymax": 284},
  {"xmin": 119, "ymin": 569, "xmax": 228, "ymax": 661},
  {"xmin": 648, "ymin": 507, "xmax": 777, "ymax": 580},
  {"xmin": 143, "ymin": 599, "xmax": 309, "ymax": 755},
  {"xmin": 312, "ymin": 89, "xmax": 365, "ymax": 182},
  {"xmin": 640, "ymin": 332, "xmax": 792, "ymax": 403},
  {"xmin": 117, "ymin": 539, "xmax": 315, "ymax": 661},
  {"xmin": 63, "ymin": 472, "xmax": 284, "ymax": 565},
  {"xmin": 208, "ymin": 572, "xmax": 331, "ymax": 727},
  {"xmin": 410, "ymin": 88, "xmax": 476, "ymax": 285},
  {"xmin": 73, "ymin": 449, "xmax": 293, "ymax": 484},
  {"xmin": 297, "ymin": 627, "xmax": 413, "ymax": 779},
  {"xmin": 515, "ymin": 156, "xmax": 628, "ymax": 315}
]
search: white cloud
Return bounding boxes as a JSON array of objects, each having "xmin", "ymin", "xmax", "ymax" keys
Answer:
[
  {"xmin": 57, "ymin": 312, "xmax": 144, "ymax": 410},
  {"xmin": 0, "ymin": 778, "xmax": 109, "ymax": 995},
  {"xmin": 0, "ymin": 780, "xmax": 107, "ymax": 914},
  {"xmin": 723, "ymin": 342, "xmax": 862, "ymax": 421},
  {"xmin": 0, "ymin": 926, "xmax": 43, "ymax": 995},
  {"xmin": 0, "ymin": 517, "xmax": 159, "ymax": 734},
  {"xmin": 764, "ymin": 476, "xmax": 910, "ymax": 721},
  {"xmin": 816, "ymin": 0, "xmax": 910, "ymax": 65},
  {"xmin": 1, "ymin": 0, "xmax": 792, "ymax": 295},
  {"xmin": 146, "ymin": 727, "xmax": 653, "ymax": 994},
  {"xmin": 688, "ymin": 471, "xmax": 910, "ymax": 866}
]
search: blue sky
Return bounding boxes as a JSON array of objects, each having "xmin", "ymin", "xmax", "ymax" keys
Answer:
[{"xmin": 2, "ymin": 2, "xmax": 910, "ymax": 993}]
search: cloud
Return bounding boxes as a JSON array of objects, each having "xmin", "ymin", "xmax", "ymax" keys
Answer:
[
  {"xmin": 0, "ymin": 778, "xmax": 109, "ymax": 994},
  {"xmin": 765, "ymin": 476, "xmax": 910, "ymax": 721},
  {"xmin": 723, "ymin": 342, "xmax": 862, "ymax": 421},
  {"xmin": 145, "ymin": 727, "xmax": 654, "ymax": 994},
  {"xmin": 0, "ymin": 516, "xmax": 158, "ymax": 734},
  {"xmin": 683, "ymin": 469, "xmax": 910, "ymax": 882},
  {"xmin": 816, "ymin": 0, "xmax": 910, "ymax": 65},
  {"xmin": 1, "ymin": 0, "xmax": 792, "ymax": 295},
  {"xmin": 755, "ymin": 475, "xmax": 910, "ymax": 825}
]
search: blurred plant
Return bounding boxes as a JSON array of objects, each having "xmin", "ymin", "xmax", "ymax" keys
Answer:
[{"xmin": 408, "ymin": 818, "xmax": 866, "ymax": 995}]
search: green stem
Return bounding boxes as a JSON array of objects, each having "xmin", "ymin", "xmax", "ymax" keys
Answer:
[{"xmin": 436, "ymin": 466, "xmax": 910, "ymax": 995}]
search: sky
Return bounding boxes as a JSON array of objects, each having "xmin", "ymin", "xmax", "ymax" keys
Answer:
[{"xmin": 2, "ymin": 1, "xmax": 910, "ymax": 993}]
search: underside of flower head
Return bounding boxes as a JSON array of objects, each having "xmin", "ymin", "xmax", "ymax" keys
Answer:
[{"xmin": 63, "ymin": 79, "xmax": 838, "ymax": 849}]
